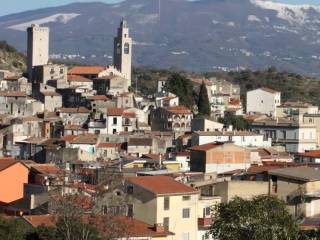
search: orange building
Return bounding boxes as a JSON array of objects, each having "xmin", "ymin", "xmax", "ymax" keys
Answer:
[
  {"xmin": 190, "ymin": 142, "xmax": 251, "ymax": 174},
  {"xmin": 0, "ymin": 159, "xmax": 29, "ymax": 204}
]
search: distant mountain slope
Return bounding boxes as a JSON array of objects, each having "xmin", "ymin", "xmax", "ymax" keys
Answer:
[
  {"xmin": 0, "ymin": 41, "xmax": 26, "ymax": 72},
  {"xmin": 1, "ymin": 0, "xmax": 320, "ymax": 75}
]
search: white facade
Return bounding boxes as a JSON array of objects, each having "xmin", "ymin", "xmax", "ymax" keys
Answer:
[
  {"xmin": 191, "ymin": 132, "xmax": 272, "ymax": 148},
  {"xmin": 252, "ymin": 121, "xmax": 317, "ymax": 153},
  {"xmin": 27, "ymin": 24, "xmax": 49, "ymax": 79},
  {"xmin": 246, "ymin": 88, "xmax": 281, "ymax": 117},
  {"xmin": 114, "ymin": 19, "xmax": 132, "ymax": 86}
]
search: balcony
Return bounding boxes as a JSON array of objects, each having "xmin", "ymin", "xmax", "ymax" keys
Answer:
[
  {"xmin": 123, "ymin": 119, "xmax": 132, "ymax": 126},
  {"xmin": 198, "ymin": 217, "xmax": 212, "ymax": 227}
]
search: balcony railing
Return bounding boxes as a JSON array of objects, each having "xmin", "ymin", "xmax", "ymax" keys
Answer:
[{"xmin": 198, "ymin": 217, "xmax": 212, "ymax": 227}]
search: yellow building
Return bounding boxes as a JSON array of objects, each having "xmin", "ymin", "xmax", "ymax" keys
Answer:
[{"xmin": 126, "ymin": 176, "xmax": 199, "ymax": 240}]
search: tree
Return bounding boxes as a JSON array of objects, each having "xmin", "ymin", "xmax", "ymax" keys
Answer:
[
  {"xmin": 0, "ymin": 216, "xmax": 32, "ymax": 240},
  {"xmin": 208, "ymin": 196, "xmax": 300, "ymax": 240},
  {"xmin": 166, "ymin": 73, "xmax": 195, "ymax": 109},
  {"xmin": 218, "ymin": 112, "xmax": 249, "ymax": 130},
  {"xmin": 197, "ymin": 81, "xmax": 210, "ymax": 116}
]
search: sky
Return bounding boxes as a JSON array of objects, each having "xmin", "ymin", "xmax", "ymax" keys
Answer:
[{"xmin": 0, "ymin": 0, "xmax": 320, "ymax": 17}]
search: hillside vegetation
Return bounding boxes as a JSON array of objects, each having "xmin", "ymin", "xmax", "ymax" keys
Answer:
[
  {"xmin": 134, "ymin": 67, "xmax": 320, "ymax": 106},
  {"xmin": 0, "ymin": 41, "xmax": 26, "ymax": 72}
]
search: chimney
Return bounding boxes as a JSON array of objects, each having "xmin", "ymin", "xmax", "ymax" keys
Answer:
[{"xmin": 154, "ymin": 223, "xmax": 165, "ymax": 233}]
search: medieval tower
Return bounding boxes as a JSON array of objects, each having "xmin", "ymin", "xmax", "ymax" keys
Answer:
[
  {"xmin": 27, "ymin": 24, "xmax": 49, "ymax": 80},
  {"xmin": 113, "ymin": 19, "xmax": 132, "ymax": 86}
]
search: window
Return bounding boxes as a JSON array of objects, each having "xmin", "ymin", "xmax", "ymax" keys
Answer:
[
  {"xmin": 60, "ymin": 68, "xmax": 64, "ymax": 74},
  {"xmin": 181, "ymin": 232, "xmax": 190, "ymax": 240},
  {"xmin": 124, "ymin": 43, "xmax": 130, "ymax": 54},
  {"xmin": 127, "ymin": 185, "xmax": 133, "ymax": 194},
  {"xmin": 113, "ymin": 117, "xmax": 117, "ymax": 125},
  {"xmin": 113, "ymin": 129, "xmax": 116, "ymax": 134},
  {"xmin": 127, "ymin": 204, "xmax": 133, "ymax": 217},
  {"xmin": 182, "ymin": 196, "xmax": 190, "ymax": 201},
  {"xmin": 164, "ymin": 196, "xmax": 170, "ymax": 210},
  {"xmin": 204, "ymin": 207, "xmax": 211, "ymax": 217},
  {"xmin": 163, "ymin": 217, "xmax": 169, "ymax": 231},
  {"xmin": 182, "ymin": 208, "xmax": 190, "ymax": 218}
]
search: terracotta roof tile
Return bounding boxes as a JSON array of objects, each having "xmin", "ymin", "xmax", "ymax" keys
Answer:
[
  {"xmin": 97, "ymin": 142, "xmax": 118, "ymax": 148},
  {"xmin": 30, "ymin": 164, "xmax": 61, "ymax": 175},
  {"xmin": 107, "ymin": 107, "xmax": 124, "ymax": 116},
  {"xmin": 123, "ymin": 112, "xmax": 136, "ymax": 118},
  {"xmin": 68, "ymin": 66, "xmax": 106, "ymax": 75},
  {"xmin": 0, "ymin": 159, "xmax": 25, "ymax": 172},
  {"xmin": 166, "ymin": 106, "xmax": 192, "ymax": 114},
  {"xmin": 189, "ymin": 142, "xmax": 223, "ymax": 151},
  {"xmin": 61, "ymin": 135, "xmax": 78, "ymax": 142},
  {"xmin": 127, "ymin": 176, "xmax": 198, "ymax": 195},
  {"xmin": 23, "ymin": 215, "xmax": 57, "ymax": 228},
  {"xmin": 42, "ymin": 91, "xmax": 61, "ymax": 97},
  {"xmin": 297, "ymin": 150, "xmax": 320, "ymax": 158},
  {"xmin": 0, "ymin": 91, "xmax": 27, "ymax": 97}
]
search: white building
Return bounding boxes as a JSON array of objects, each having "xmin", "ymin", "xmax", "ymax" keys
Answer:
[
  {"xmin": 114, "ymin": 19, "xmax": 132, "ymax": 86},
  {"xmin": 251, "ymin": 117, "xmax": 317, "ymax": 153},
  {"xmin": 191, "ymin": 131, "xmax": 272, "ymax": 148},
  {"xmin": 105, "ymin": 107, "xmax": 137, "ymax": 134},
  {"xmin": 246, "ymin": 87, "xmax": 281, "ymax": 117},
  {"xmin": 27, "ymin": 24, "xmax": 49, "ymax": 80}
]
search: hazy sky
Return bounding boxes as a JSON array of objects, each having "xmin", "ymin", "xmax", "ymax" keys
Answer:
[{"xmin": 1, "ymin": 0, "xmax": 320, "ymax": 17}]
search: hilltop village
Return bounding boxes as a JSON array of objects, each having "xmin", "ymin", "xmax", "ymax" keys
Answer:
[{"xmin": 1, "ymin": 19, "xmax": 320, "ymax": 239}]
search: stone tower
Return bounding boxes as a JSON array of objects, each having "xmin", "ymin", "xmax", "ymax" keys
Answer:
[
  {"xmin": 27, "ymin": 24, "xmax": 49, "ymax": 80},
  {"xmin": 113, "ymin": 19, "xmax": 132, "ymax": 86}
]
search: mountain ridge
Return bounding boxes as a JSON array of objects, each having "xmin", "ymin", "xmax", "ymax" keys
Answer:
[{"xmin": 1, "ymin": 0, "xmax": 320, "ymax": 75}]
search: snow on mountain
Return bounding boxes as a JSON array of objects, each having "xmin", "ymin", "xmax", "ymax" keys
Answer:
[
  {"xmin": 8, "ymin": 13, "xmax": 81, "ymax": 31},
  {"xmin": 251, "ymin": 0, "xmax": 320, "ymax": 25},
  {"xmin": 248, "ymin": 15, "xmax": 262, "ymax": 22}
]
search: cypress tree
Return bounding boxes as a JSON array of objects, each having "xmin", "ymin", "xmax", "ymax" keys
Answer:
[{"xmin": 197, "ymin": 81, "xmax": 210, "ymax": 116}]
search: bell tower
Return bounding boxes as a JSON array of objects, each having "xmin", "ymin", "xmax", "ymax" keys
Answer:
[{"xmin": 113, "ymin": 19, "xmax": 132, "ymax": 86}]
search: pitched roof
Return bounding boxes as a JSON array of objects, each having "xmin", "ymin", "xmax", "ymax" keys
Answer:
[
  {"xmin": 0, "ymin": 91, "xmax": 27, "ymax": 97},
  {"xmin": 269, "ymin": 167, "xmax": 320, "ymax": 182},
  {"xmin": 68, "ymin": 75, "xmax": 93, "ymax": 82},
  {"xmin": 0, "ymin": 159, "xmax": 26, "ymax": 172},
  {"xmin": 87, "ymin": 95, "xmax": 109, "ymax": 101},
  {"xmin": 23, "ymin": 215, "xmax": 56, "ymax": 228},
  {"xmin": 107, "ymin": 107, "xmax": 124, "ymax": 116},
  {"xmin": 189, "ymin": 142, "xmax": 223, "ymax": 151},
  {"xmin": 70, "ymin": 134, "xmax": 98, "ymax": 144},
  {"xmin": 68, "ymin": 66, "xmax": 106, "ymax": 75},
  {"xmin": 30, "ymin": 164, "xmax": 61, "ymax": 175},
  {"xmin": 123, "ymin": 112, "xmax": 136, "ymax": 118},
  {"xmin": 260, "ymin": 87, "xmax": 280, "ymax": 94},
  {"xmin": 97, "ymin": 142, "xmax": 118, "ymax": 148},
  {"xmin": 195, "ymin": 131, "xmax": 262, "ymax": 136},
  {"xmin": 64, "ymin": 124, "xmax": 86, "ymax": 131},
  {"xmin": 166, "ymin": 106, "xmax": 192, "ymax": 114},
  {"xmin": 128, "ymin": 138, "xmax": 153, "ymax": 146},
  {"xmin": 297, "ymin": 150, "xmax": 320, "ymax": 158},
  {"xmin": 127, "ymin": 176, "xmax": 198, "ymax": 195}
]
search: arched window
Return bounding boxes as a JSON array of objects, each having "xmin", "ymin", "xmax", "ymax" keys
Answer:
[{"xmin": 124, "ymin": 43, "xmax": 130, "ymax": 54}]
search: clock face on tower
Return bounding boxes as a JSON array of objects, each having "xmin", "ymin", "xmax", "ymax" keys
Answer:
[{"xmin": 124, "ymin": 43, "xmax": 130, "ymax": 54}]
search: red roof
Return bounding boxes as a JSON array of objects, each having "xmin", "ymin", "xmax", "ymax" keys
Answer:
[
  {"xmin": 229, "ymin": 98, "xmax": 241, "ymax": 105},
  {"xmin": 0, "ymin": 91, "xmax": 27, "ymax": 97},
  {"xmin": 107, "ymin": 107, "xmax": 124, "ymax": 116},
  {"xmin": 23, "ymin": 215, "xmax": 173, "ymax": 238},
  {"xmin": 166, "ymin": 106, "xmax": 192, "ymax": 114},
  {"xmin": 61, "ymin": 135, "xmax": 78, "ymax": 142},
  {"xmin": 30, "ymin": 164, "xmax": 61, "ymax": 175},
  {"xmin": 0, "ymin": 159, "xmax": 26, "ymax": 172},
  {"xmin": 97, "ymin": 142, "xmax": 118, "ymax": 148},
  {"xmin": 68, "ymin": 75, "xmax": 92, "ymax": 82},
  {"xmin": 68, "ymin": 66, "xmax": 106, "ymax": 75},
  {"xmin": 123, "ymin": 112, "xmax": 136, "ymax": 118},
  {"xmin": 189, "ymin": 142, "xmax": 223, "ymax": 151},
  {"xmin": 297, "ymin": 150, "xmax": 320, "ymax": 158},
  {"xmin": 127, "ymin": 176, "xmax": 198, "ymax": 195}
]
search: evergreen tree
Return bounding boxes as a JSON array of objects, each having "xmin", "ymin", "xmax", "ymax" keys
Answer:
[
  {"xmin": 197, "ymin": 81, "xmax": 210, "ymax": 116},
  {"xmin": 166, "ymin": 73, "xmax": 194, "ymax": 109},
  {"xmin": 208, "ymin": 196, "xmax": 300, "ymax": 240}
]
